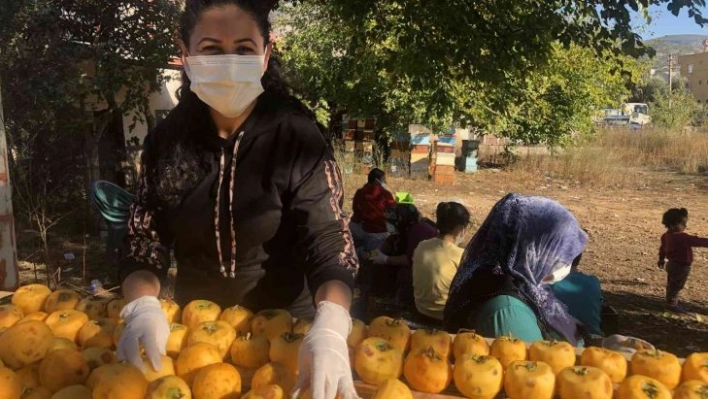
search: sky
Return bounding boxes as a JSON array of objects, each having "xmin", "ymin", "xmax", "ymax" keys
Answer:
[{"xmin": 640, "ymin": 5, "xmax": 708, "ymax": 39}]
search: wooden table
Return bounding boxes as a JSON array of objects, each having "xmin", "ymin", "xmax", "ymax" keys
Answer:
[{"xmin": 354, "ymin": 381, "xmax": 462, "ymax": 399}]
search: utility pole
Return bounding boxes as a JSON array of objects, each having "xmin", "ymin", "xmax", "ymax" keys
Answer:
[
  {"xmin": 668, "ymin": 54, "xmax": 674, "ymax": 109},
  {"xmin": 0, "ymin": 76, "xmax": 19, "ymax": 291}
]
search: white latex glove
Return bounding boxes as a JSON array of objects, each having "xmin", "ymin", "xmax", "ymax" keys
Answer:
[
  {"xmin": 602, "ymin": 334, "xmax": 655, "ymax": 355},
  {"xmin": 369, "ymin": 251, "xmax": 388, "ymax": 265},
  {"xmin": 116, "ymin": 296, "xmax": 169, "ymax": 372},
  {"xmin": 293, "ymin": 301, "xmax": 359, "ymax": 399}
]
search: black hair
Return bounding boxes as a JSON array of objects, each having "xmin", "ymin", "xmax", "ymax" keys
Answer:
[
  {"xmin": 177, "ymin": 0, "xmax": 324, "ymax": 135},
  {"xmin": 367, "ymin": 168, "xmax": 386, "ymax": 185},
  {"xmin": 571, "ymin": 253, "xmax": 583, "ymax": 272},
  {"xmin": 662, "ymin": 208, "xmax": 688, "ymax": 229},
  {"xmin": 144, "ymin": 0, "xmax": 325, "ymax": 206},
  {"xmin": 436, "ymin": 202, "xmax": 471, "ymax": 235},
  {"xmin": 390, "ymin": 204, "xmax": 422, "ymax": 239}
]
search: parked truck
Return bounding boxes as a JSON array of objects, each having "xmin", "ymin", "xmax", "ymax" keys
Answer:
[{"xmin": 595, "ymin": 102, "xmax": 651, "ymax": 128}]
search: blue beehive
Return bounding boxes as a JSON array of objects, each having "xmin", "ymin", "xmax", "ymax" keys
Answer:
[
  {"xmin": 411, "ymin": 134, "xmax": 431, "ymax": 145},
  {"xmin": 460, "ymin": 140, "xmax": 479, "ymax": 173}
]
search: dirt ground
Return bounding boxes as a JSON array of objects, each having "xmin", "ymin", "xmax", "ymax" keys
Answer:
[{"xmin": 368, "ymin": 168, "xmax": 708, "ymax": 356}]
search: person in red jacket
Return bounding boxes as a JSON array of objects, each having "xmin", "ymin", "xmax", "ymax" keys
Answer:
[
  {"xmin": 658, "ymin": 208, "xmax": 708, "ymax": 311},
  {"xmin": 349, "ymin": 168, "xmax": 396, "ymax": 252}
]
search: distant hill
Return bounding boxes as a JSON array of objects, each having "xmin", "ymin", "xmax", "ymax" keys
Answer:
[{"xmin": 646, "ymin": 34, "xmax": 708, "ymax": 69}]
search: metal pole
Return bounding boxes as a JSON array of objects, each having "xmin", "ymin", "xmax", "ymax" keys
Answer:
[
  {"xmin": 668, "ymin": 54, "xmax": 673, "ymax": 109},
  {"xmin": 0, "ymin": 75, "xmax": 19, "ymax": 291}
]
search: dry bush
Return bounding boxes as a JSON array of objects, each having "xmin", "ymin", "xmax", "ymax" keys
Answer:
[
  {"xmin": 597, "ymin": 129, "xmax": 708, "ymax": 173},
  {"xmin": 506, "ymin": 129, "xmax": 708, "ymax": 188}
]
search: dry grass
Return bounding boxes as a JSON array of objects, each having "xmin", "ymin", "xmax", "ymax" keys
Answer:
[
  {"xmin": 597, "ymin": 129, "xmax": 708, "ymax": 173},
  {"xmin": 507, "ymin": 129, "xmax": 708, "ymax": 188}
]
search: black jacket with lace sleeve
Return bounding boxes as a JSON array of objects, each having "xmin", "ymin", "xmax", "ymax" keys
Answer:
[{"xmin": 120, "ymin": 92, "xmax": 358, "ymax": 311}]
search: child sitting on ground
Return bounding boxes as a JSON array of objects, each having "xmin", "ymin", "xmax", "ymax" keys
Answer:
[{"xmin": 658, "ymin": 208, "xmax": 708, "ymax": 311}]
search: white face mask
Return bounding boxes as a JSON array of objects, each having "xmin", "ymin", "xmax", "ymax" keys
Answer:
[
  {"xmin": 545, "ymin": 263, "xmax": 572, "ymax": 284},
  {"xmin": 184, "ymin": 54, "xmax": 265, "ymax": 118}
]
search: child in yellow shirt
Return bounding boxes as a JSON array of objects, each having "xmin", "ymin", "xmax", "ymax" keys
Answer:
[{"xmin": 412, "ymin": 202, "xmax": 471, "ymax": 320}]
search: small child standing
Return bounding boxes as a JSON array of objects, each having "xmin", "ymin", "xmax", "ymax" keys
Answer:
[{"xmin": 658, "ymin": 208, "xmax": 708, "ymax": 311}]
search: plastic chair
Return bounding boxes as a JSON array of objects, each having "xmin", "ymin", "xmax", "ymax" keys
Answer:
[
  {"xmin": 91, "ymin": 181, "xmax": 135, "ymax": 269},
  {"xmin": 91, "ymin": 180, "xmax": 135, "ymax": 226}
]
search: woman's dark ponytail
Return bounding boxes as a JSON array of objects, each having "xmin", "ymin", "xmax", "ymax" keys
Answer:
[{"xmin": 436, "ymin": 202, "xmax": 471, "ymax": 235}]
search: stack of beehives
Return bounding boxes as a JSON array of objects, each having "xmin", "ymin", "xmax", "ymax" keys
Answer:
[
  {"xmin": 388, "ymin": 132, "xmax": 411, "ymax": 178},
  {"xmin": 410, "ymin": 134, "xmax": 431, "ymax": 180},
  {"xmin": 342, "ymin": 118, "xmax": 376, "ymax": 175},
  {"xmin": 433, "ymin": 134, "xmax": 456, "ymax": 185}
]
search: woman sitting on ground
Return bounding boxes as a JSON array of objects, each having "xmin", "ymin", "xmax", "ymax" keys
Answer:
[
  {"xmin": 444, "ymin": 193, "xmax": 588, "ymax": 345},
  {"xmin": 349, "ymin": 168, "xmax": 396, "ymax": 252},
  {"xmin": 369, "ymin": 203, "xmax": 438, "ymax": 304},
  {"xmin": 411, "ymin": 202, "xmax": 471, "ymax": 321}
]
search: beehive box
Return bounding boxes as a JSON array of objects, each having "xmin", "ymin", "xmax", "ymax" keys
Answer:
[
  {"xmin": 435, "ymin": 165, "xmax": 455, "ymax": 175},
  {"xmin": 434, "ymin": 173, "xmax": 455, "ymax": 186},
  {"xmin": 436, "ymin": 153, "xmax": 456, "ymax": 167}
]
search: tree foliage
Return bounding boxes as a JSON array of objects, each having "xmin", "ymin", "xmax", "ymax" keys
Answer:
[
  {"xmin": 0, "ymin": 1, "xmax": 179, "ymax": 243},
  {"xmin": 646, "ymin": 79, "xmax": 699, "ymax": 129},
  {"xmin": 456, "ymin": 45, "xmax": 648, "ymax": 145},
  {"xmin": 277, "ymin": 2, "xmax": 652, "ymax": 144},
  {"xmin": 286, "ymin": 0, "xmax": 706, "ymax": 77}
]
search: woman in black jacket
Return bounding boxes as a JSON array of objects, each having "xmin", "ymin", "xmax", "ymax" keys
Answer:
[{"xmin": 117, "ymin": 2, "xmax": 359, "ymax": 398}]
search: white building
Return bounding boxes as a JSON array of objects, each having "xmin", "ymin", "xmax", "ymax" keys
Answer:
[{"xmin": 123, "ymin": 66, "xmax": 182, "ymax": 159}]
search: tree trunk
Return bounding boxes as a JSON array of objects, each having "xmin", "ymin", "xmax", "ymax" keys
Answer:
[
  {"xmin": 98, "ymin": 110, "xmax": 128, "ymax": 188},
  {"xmin": 84, "ymin": 113, "xmax": 107, "ymax": 235},
  {"xmin": 0, "ymin": 76, "xmax": 19, "ymax": 291},
  {"xmin": 327, "ymin": 102, "xmax": 344, "ymax": 143}
]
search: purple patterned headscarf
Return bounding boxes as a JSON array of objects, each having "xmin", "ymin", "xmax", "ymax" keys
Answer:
[{"xmin": 444, "ymin": 193, "xmax": 588, "ymax": 345}]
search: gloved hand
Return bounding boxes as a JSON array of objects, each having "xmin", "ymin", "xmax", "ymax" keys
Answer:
[
  {"xmin": 116, "ymin": 296, "xmax": 170, "ymax": 372},
  {"xmin": 293, "ymin": 301, "xmax": 359, "ymax": 399},
  {"xmin": 658, "ymin": 260, "xmax": 666, "ymax": 270},
  {"xmin": 602, "ymin": 334, "xmax": 655, "ymax": 355},
  {"xmin": 369, "ymin": 251, "xmax": 388, "ymax": 265}
]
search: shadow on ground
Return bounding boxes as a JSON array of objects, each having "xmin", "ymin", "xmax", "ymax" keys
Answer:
[
  {"xmin": 604, "ymin": 290, "xmax": 708, "ymax": 356},
  {"xmin": 605, "ymin": 279, "xmax": 652, "ymax": 287}
]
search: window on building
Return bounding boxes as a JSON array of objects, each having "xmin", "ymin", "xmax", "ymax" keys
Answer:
[
  {"xmin": 689, "ymin": 64, "xmax": 695, "ymax": 73},
  {"xmin": 700, "ymin": 80, "xmax": 703, "ymax": 85}
]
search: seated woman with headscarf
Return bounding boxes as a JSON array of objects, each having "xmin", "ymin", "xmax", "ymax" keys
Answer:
[{"xmin": 444, "ymin": 193, "xmax": 588, "ymax": 346}]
